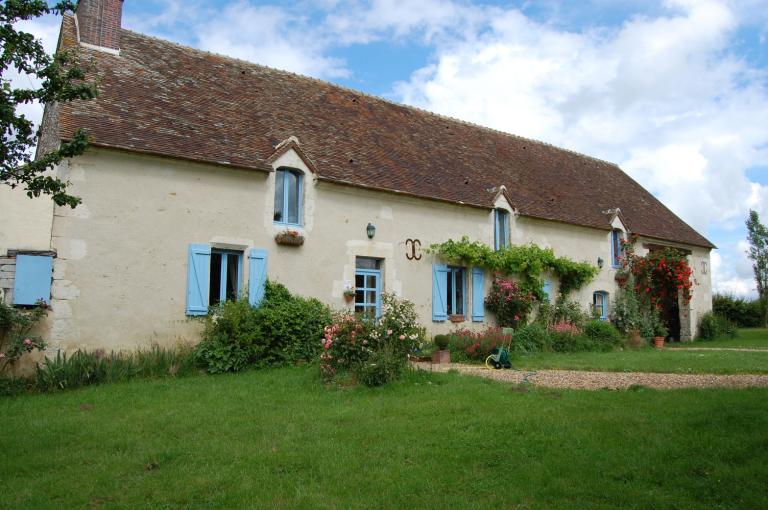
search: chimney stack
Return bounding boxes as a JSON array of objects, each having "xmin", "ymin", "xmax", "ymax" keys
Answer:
[{"xmin": 75, "ymin": 0, "xmax": 124, "ymax": 52}]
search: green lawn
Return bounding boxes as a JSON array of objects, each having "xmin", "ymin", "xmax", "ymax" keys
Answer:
[
  {"xmin": 683, "ymin": 328, "xmax": 768, "ymax": 350},
  {"xmin": 513, "ymin": 348, "xmax": 768, "ymax": 374},
  {"xmin": 2, "ymin": 366, "xmax": 767, "ymax": 509}
]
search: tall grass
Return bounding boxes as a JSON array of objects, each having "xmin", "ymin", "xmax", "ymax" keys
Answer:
[{"xmin": 35, "ymin": 343, "xmax": 197, "ymax": 391}]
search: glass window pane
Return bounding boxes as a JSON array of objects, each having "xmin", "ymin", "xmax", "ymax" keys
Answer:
[
  {"xmin": 355, "ymin": 290, "xmax": 364, "ymax": 304},
  {"xmin": 366, "ymin": 275, "xmax": 376, "ymax": 288},
  {"xmin": 225, "ymin": 254, "xmax": 239, "ymax": 301},
  {"xmin": 455, "ymin": 269, "xmax": 464, "ymax": 315},
  {"xmin": 355, "ymin": 305, "xmax": 364, "ymax": 314},
  {"xmin": 366, "ymin": 290, "xmax": 376, "ymax": 304},
  {"xmin": 356, "ymin": 257, "xmax": 381, "ymax": 270},
  {"xmin": 286, "ymin": 171, "xmax": 300, "ymax": 224},
  {"xmin": 273, "ymin": 171, "xmax": 284, "ymax": 222},
  {"xmin": 447, "ymin": 270, "xmax": 454, "ymax": 315},
  {"xmin": 209, "ymin": 253, "xmax": 222, "ymax": 305},
  {"xmin": 355, "ymin": 274, "xmax": 364, "ymax": 287}
]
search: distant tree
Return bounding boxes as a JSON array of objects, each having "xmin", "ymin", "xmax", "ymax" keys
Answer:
[
  {"xmin": 1, "ymin": 0, "xmax": 96, "ymax": 208},
  {"xmin": 746, "ymin": 209, "xmax": 768, "ymax": 327}
]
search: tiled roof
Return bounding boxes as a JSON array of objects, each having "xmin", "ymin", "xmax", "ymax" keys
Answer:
[{"xmin": 56, "ymin": 16, "xmax": 714, "ymax": 249}]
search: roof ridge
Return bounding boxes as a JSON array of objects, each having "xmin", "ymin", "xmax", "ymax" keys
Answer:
[{"xmin": 118, "ymin": 25, "xmax": 620, "ymax": 171}]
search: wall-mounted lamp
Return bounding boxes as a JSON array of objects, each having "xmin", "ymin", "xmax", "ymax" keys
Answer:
[
  {"xmin": 597, "ymin": 257, "xmax": 604, "ymax": 269},
  {"xmin": 366, "ymin": 222, "xmax": 376, "ymax": 239}
]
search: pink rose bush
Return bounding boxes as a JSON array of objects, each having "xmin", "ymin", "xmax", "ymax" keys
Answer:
[
  {"xmin": 484, "ymin": 277, "xmax": 536, "ymax": 329},
  {"xmin": 0, "ymin": 300, "xmax": 48, "ymax": 376},
  {"xmin": 319, "ymin": 293, "xmax": 426, "ymax": 385}
]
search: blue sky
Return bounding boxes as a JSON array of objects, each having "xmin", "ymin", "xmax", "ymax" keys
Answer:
[{"xmin": 25, "ymin": 0, "xmax": 768, "ymax": 297}]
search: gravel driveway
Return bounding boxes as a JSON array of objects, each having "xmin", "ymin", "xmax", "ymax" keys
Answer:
[{"xmin": 413, "ymin": 362, "xmax": 768, "ymax": 390}]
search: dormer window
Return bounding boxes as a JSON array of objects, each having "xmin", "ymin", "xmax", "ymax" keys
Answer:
[
  {"xmin": 610, "ymin": 230, "xmax": 624, "ymax": 268},
  {"xmin": 494, "ymin": 209, "xmax": 510, "ymax": 250},
  {"xmin": 274, "ymin": 168, "xmax": 303, "ymax": 225}
]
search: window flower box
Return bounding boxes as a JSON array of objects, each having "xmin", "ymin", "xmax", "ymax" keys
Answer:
[
  {"xmin": 448, "ymin": 314, "xmax": 465, "ymax": 323},
  {"xmin": 275, "ymin": 229, "xmax": 304, "ymax": 246}
]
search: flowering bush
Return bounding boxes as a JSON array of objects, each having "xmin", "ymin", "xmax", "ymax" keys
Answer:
[
  {"xmin": 320, "ymin": 293, "xmax": 425, "ymax": 386},
  {"xmin": 548, "ymin": 321, "xmax": 582, "ymax": 335},
  {"xmin": 447, "ymin": 327, "xmax": 512, "ymax": 361},
  {"xmin": 485, "ymin": 277, "xmax": 536, "ymax": 328},
  {"xmin": 622, "ymin": 238, "xmax": 694, "ymax": 309},
  {"xmin": 0, "ymin": 300, "xmax": 48, "ymax": 376},
  {"xmin": 321, "ymin": 313, "xmax": 373, "ymax": 370}
]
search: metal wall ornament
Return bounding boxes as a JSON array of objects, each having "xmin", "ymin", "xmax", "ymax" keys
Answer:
[{"xmin": 405, "ymin": 238, "xmax": 422, "ymax": 260}]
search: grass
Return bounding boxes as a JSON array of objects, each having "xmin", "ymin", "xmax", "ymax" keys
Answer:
[
  {"xmin": 684, "ymin": 328, "xmax": 768, "ymax": 350},
  {"xmin": 508, "ymin": 328, "xmax": 768, "ymax": 375},
  {"xmin": 2, "ymin": 366, "xmax": 768, "ymax": 509},
  {"xmin": 513, "ymin": 348, "xmax": 768, "ymax": 374}
]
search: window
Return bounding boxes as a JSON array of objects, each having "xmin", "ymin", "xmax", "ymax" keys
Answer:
[
  {"xmin": 542, "ymin": 280, "xmax": 553, "ymax": 303},
  {"xmin": 433, "ymin": 264, "xmax": 481, "ymax": 322},
  {"xmin": 610, "ymin": 230, "xmax": 624, "ymax": 268},
  {"xmin": 355, "ymin": 257, "xmax": 382, "ymax": 319},
  {"xmin": 209, "ymin": 250, "xmax": 242, "ymax": 306},
  {"xmin": 447, "ymin": 266, "xmax": 465, "ymax": 316},
  {"xmin": 273, "ymin": 168, "xmax": 302, "ymax": 225},
  {"xmin": 701, "ymin": 260, "xmax": 708, "ymax": 275},
  {"xmin": 186, "ymin": 245, "xmax": 267, "ymax": 315},
  {"xmin": 593, "ymin": 291, "xmax": 608, "ymax": 321},
  {"xmin": 494, "ymin": 209, "xmax": 510, "ymax": 250}
]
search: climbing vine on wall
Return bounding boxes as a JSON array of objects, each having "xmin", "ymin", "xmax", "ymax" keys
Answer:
[{"xmin": 427, "ymin": 236, "xmax": 598, "ymax": 299}]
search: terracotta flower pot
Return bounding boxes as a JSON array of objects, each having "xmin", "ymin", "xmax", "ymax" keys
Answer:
[
  {"xmin": 431, "ymin": 349, "xmax": 450, "ymax": 364},
  {"xmin": 653, "ymin": 336, "xmax": 665, "ymax": 349},
  {"xmin": 343, "ymin": 293, "xmax": 355, "ymax": 303},
  {"xmin": 448, "ymin": 314, "xmax": 465, "ymax": 323}
]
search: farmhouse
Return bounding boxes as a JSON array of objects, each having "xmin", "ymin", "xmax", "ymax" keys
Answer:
[{"xmin": 0, "ymin": 0, "xmax": 714, "ymax": 352}]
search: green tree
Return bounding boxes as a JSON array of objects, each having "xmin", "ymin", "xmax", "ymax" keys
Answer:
[
  {"xmin": 746, "ymin": 209, "xmax": 768, "ymax": 327},
  {"xmin": 1, "ymin": 0, "xmax": 96, "ymax": 208}
]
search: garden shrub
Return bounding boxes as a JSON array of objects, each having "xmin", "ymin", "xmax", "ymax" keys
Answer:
[
  {"xmin": 256, "ymin": 291, "xmax": 332, "ymax": 364},
  {"xmin": 513, "ymin": 323, "xmax": 549, "ymax": 353},
  {"xmin": 433, "ymin": 334, "xmax": 450, "ymax": 350},
  {"xmin": 485, "ymin": 277, "xmax": 535, "ymax": 328},
  {"xmin": 355, "ymin": 348, "xmax": 404, "ymax": 387},
  {"xmin": 583, "ymin": 320, "xmax": 624, "ymax": 351},
  {"xmin": 195, "ymin": 281, "xmax": 332, "ymax": 373},
  {"xmin": 712, "ymin": 293, "xmax": 763, "ymax": 328},
  {"xmin": 537, "ymin": 299, "xmax": 588, "ymax": 329},
  {"xmin": 320, "ymin": 293, "xmax": 423, "ymax": 386},
  {"xmin": 195, "ymin": 298, "xmax": 264, "ymax": 373},
  {"xmin": 0, "ymin": 300, "xmax": 47, "ymax": 377},
  {"xmin": 611, "ymin": 284, "xmax": 642, "ymax": 334},
  {"xmin": 447, "ymin": 327, "xmax": 512, "ymax": 361},
  {"xmin": 698, "ymin": 312, "xmax": 737, "ymax": 340}
]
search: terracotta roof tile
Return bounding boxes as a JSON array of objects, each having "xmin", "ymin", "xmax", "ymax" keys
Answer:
[{"xmin": 56, "ymin": 16, "xmax": 714, "ymax": 249}]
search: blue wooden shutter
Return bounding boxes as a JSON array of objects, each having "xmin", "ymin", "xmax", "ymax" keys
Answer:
[
  {"xmin": 13, "ymin": 255, "xmax": 53, "ymax": 305},
  {"xmin": 471, "ymin": 267, "xmax": 485, "ymax": 322},
  {"xmin": 432, "ymin": 264, "xmax": 448, "ymax": 321},
  {"xmin": 248, "ymin": 248, "xmax": 268, "ymax": 307},
  {"xmin": 186, "ymin": 244, "xmax": 211, "ymax": 315},
  {"xmin": 542, "ymin": 280, "xmax": 552, "ymax": 303}
]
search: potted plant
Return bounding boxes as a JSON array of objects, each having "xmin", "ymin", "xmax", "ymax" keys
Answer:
[
  {"xmin": 448, "ymin": 314, "xmax": 465, "ymax": 323},
  {"xmin": 431, "ymin": 334, "xmax": 451, "ymax": 364},
  {"xmin": 343, "ymin": 286, "xmax": 356, "ymax": 303},
  {"xmin": 653, "ymin": 321, "xmax": 668, "ymax": 349},
  {"xmin": 274, "ymin": 229, "xmax": 304, "ymax": 246}
]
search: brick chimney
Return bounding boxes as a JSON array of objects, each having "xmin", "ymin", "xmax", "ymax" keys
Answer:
[{"xmin": 75, "ymin": 0, "xmax": 124, "ymax": 52}]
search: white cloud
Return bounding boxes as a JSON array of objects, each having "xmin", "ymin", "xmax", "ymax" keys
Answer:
[{"xmin": 391, "ymin": 0, "xmax": 768, "ymax": 296}]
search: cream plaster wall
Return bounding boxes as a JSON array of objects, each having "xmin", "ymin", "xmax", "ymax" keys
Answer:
[
  {"xmin": 0, "ymin": 180, "xmax": 54, "ymax": 255},
  {"xmin": 43, "ymin": 147, "xmax": 712, "ymax": 351}
]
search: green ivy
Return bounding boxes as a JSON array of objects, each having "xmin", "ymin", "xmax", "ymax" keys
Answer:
[{"xmin": 428, "ymin": 236, "xmax": 598, "ymax": 299}]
